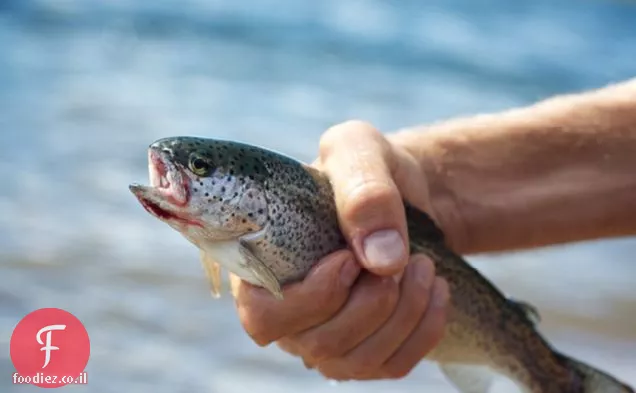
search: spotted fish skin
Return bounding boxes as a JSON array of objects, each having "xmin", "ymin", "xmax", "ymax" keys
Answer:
[
  {"xmin": 146, "ymin": 136, "xmax": 348, "ymax": 285},
  {"xmin": 130, "ymin": 136, "xmax": 634, "ymax": 393}
]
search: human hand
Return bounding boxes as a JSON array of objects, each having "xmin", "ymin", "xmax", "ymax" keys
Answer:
[{"xmin": 231, "ymin": 120, "xmax": 450, "ymax": 380}]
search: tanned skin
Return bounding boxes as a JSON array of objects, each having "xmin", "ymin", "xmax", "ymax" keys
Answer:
[{"xmin": 392, "ymin": 79, "xmax": 636, "ymax": 254}]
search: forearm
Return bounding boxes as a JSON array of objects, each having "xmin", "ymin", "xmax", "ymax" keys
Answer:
[{"xmin": 391, "ymin": 79, "xmax": 636, "ymax": 254}]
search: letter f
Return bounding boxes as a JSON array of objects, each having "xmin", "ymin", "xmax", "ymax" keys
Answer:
[{"xmin": 36, "ymin": 324, "xmax": 66, "ymax": 369}]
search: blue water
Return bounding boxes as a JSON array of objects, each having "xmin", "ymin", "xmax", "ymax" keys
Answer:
[{"xmin": 1, "ymin": 1, "xmax": 635, "ymax": 392}]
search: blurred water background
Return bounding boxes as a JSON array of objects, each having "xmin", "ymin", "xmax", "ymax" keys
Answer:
[{"xmin": 1, "ymin": 0, "xmax": 635, "ymax": 392}]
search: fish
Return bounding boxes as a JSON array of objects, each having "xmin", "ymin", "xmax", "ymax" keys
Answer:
[{"xmin": 129, "ymin": 136, "xmax": 634, "ymax": 393}]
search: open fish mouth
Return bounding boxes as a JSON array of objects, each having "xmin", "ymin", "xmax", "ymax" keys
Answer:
[
  {"xmin": 149, "ymin": 147, "xmax": 172, "ymax": 189},
  {"xmin": 129, "ymin": 148, "xmax": 201, "ymax": 226}
]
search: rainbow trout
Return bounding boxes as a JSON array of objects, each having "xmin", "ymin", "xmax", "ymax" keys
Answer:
[{"xmin": 129, "ymin": 136, "xmax": 633, "ymax": 393}]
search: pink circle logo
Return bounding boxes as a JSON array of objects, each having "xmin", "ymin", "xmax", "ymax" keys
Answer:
[{"xmin": 10, "ymin": 308, "xmax": 90, "ymax": 388}]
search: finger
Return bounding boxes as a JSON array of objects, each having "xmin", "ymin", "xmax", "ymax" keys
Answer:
[
  {"xmin": 231, "ymin": 249, "xmax": 360, "ymax": 346},
  {"xmin": 319, "ymin": 120, "xmax": 409, "ymax": 276},
  {"xmin": 277, "ymin": 271, "xmax": 399, "ymax": 365},
  {"xmin": 315, "ymin": 254, "xmax": 436, "ymax": 380},
  {"xmin": 380, "ymin": 277, "xmax": 449, "ymax": 380}
]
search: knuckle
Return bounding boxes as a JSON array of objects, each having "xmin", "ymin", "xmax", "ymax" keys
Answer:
[
  {"xmin": 342, "ymin": 181, "xmax": 399, "ymax": 224},
  {"xmin": 237, "ymin": 307, "xmax": 271, "ymax": 346},
  {"xmin": 341, "ymin": 118, "xmax": 375, "ymax": 128},
  {"xmin": 304, "ymin": 332, "xmax": 339, "ymax": 362},
  {"xmin": 382, "ymin": 363, "xmax": 414, "ymax": 380},
  {"xmin": 317, "ymin": 366, "xmax": 349, "ymax": 381},
  {"xmin": 319, "ymin": 120, "xmax": 380, "ymax": 158},
  {"xmin": 338, "ymin": 119, "xmax": 379, "ymax": 136},
  {"xmin": 275, "ymin": 339, "xmax": 299, "ymax": 356},
  {"xmin": 246, "ymin": 328, "xmax": 270, "ymax": 347},
  {"xmin": 243, "ymin": 324, "xmax": 270, "ymax": 347},
  {"xmin": 302, "ymin": 357, "xmax": 316, "ymax": 370},
  {"xmin": 347, "ymin": 358, "xmax": 381, "ymax": 377}
]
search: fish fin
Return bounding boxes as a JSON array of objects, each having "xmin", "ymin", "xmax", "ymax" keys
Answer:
[
  {"xmin": 507, "ymin": 297, "xmax": 541, "ymax": 325},
  {"xmin": 555, "ymin": 352, "xmax": 634, "ymax": 393},
  {"xmin": 440, "ymin": 364, "xmax": 494, "ymax": 393},
  {"xmin": 199, "ymin": 250, "xmax": 223, "ymax": 299},
  {"xmin": 238, "ymin": 238, "xmax": 284, "ymax": 300}
]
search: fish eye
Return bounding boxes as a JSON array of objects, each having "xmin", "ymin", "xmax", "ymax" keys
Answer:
[{"xmin": 189, "ymin": 155, "xmax": 210, "ymax": 176}]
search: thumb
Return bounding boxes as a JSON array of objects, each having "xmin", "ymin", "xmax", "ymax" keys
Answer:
[{"xmin": 318, "ymin": 120, "xmax": 409, "ymax": 276}]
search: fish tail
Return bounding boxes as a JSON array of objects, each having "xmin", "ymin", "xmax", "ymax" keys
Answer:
[{"xmin": 556, "ymin": 352, "xmax": 634, "ymax": 393}]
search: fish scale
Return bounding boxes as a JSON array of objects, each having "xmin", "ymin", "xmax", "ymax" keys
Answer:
[{"xmin": 130, "ymin": 136, "xmax": 634, "ymax": 393}]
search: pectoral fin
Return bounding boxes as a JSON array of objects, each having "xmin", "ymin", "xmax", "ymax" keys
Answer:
[
  {"xmin": 200, "ymin": 250, "xmax": 223, "ymax": 299},
  {"xmin": 440, "ymin": 364, "xmax": 494, "ymax": 393},
  {"xmin": 238, "ymin": 238, "xmax": 283, "ymax": 300}
]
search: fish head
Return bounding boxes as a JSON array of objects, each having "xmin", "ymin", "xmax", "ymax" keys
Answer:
[{"xmin": 129, "ymin": 136, "xmax": 270, "ymax": 246}]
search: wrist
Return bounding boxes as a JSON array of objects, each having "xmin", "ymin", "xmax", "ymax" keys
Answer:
[{"xmin": 388, "ymin": 130, "xmax": 470, "ymax": 253}]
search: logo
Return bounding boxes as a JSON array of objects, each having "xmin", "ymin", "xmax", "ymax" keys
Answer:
[
  {"xmin": 37, "ymin": 324, "xmax": 67, "ymax": 368},
  {"xmin": 10, "ymin": 308, "xmax": 90, "ymax": 388}
]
